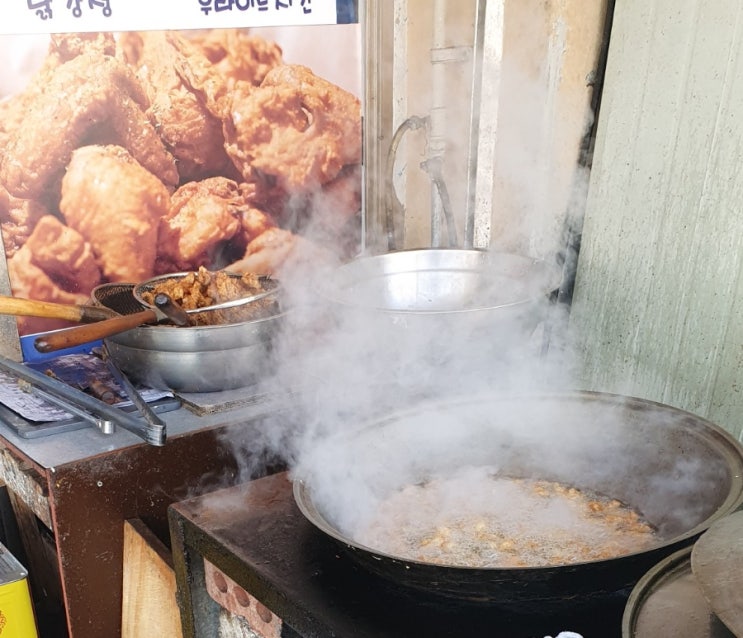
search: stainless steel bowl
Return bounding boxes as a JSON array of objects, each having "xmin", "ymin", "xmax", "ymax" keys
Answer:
[
  {"xmin": 315, "ymin": 248, "xmax": 563, "ymax": 355},
  {"xmin": 91, "ymin": 281, "xmax": 284, "ymax": 393},
  {"xmin": 103, "ymin": 312, "xmax": 284, "ymax": 392},
  {"xmin": 319, "ymin": 249, "xmax": 561, "ymax": 313}
]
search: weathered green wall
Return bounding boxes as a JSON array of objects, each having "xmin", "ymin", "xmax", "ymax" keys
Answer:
[{"xmin": 569, "ymin": 0, "xmax": 743, "ymax": 440}]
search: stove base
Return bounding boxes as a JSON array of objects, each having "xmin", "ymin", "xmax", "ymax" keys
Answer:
[{"xmin": 169, "ymin": 472, "xmax": 629, "ymax": 638}]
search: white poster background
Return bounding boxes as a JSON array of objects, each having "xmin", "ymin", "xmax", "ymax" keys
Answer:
[{"xmin": 2, "ymin": 0, "xmax": 341, "ymax": 35}]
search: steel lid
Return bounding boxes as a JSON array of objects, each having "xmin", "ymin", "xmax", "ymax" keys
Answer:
[
  {"xmin": 622, "ymin": 545, "xmax": 733, "ymax": 638},
  {"xmin": 691, "ymin": 509, "xmax": 743, "ymax": 637}
]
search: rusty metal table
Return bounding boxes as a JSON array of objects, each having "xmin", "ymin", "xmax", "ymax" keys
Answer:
[{"xmin": 0, "ymin": 393, "xmax": 289, "ymax": 638}]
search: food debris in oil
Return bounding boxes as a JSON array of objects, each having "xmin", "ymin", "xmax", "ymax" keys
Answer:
[{"xmin": 353, "ymin": 472, "xmax": 659, "ymax": 568}]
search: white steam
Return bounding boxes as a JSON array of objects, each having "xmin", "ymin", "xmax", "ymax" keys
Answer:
[{"xmin": 210, "ymin": 8, "xmax": 738, "ymax": 569}]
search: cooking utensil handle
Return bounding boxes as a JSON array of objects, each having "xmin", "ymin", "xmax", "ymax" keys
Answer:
[
  {"xmin": 153, "ymin": 293, "xmax": 190, "ymax": 326},
  {"xmin": 0, "ymin": 295, "xmax": 115, "ymax": 322},
  {"xmin": 34, "ymin": 309, "xmax": 157, "ymax": 353}
]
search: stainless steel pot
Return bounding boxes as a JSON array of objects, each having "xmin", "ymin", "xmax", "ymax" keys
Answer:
[
  {"xmin": 293, "ymin": 391, "xmax": 743, "ymax": 607},
  {"xmin": 103, "ymin": 311, "xmax": 285, "ymax": 392},
  {"xmin": 319, "ymin": 247, "xmax": 561, "ymax": 314},
  {"xmin": 318, "ymin": 248, "xmax": 561, "ymax": 379}
]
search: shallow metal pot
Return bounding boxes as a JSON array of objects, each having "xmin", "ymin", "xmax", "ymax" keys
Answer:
[
  {"xmin": 315, "ymin": 249, "xmax": 563, "ymax": 351},
  {"xmin": 104, "ymin": 311, "xmax": 284, "ymax": 392},
  {"xmin": 293, "ymin": 391, "xmax": 743, "ymax": 608}
]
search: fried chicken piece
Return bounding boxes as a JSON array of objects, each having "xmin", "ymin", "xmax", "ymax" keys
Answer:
[
  {"xmin": 49, "ymin": 31, "xmax": 117, "ymax": 62},
  {"xmin": 8, "ymin": 216, "xmax": 101, "ymax": 335},
  {"xmin": 142, "ymin": 267, "xmax": 276, "ymax": 325},
  {"xmin": 165, "ymin": 32, "xmax": 233, "ymax": 120},
  {"xmin": 22, "ymin": 215, "xmax": 102, "ymax": 293},
  {"xmin": 60, "ymin": 145, "xmax": 170, "ymax": 282},
  {"xmin": 0, "ymin": 99, "xmax": 17, "ymax": 150},
  {"xmin": 0, "ymin": 86, "xmax": 43, "ymax": 153},
  {"xmin": 118, "ymin": 31, "xmax": 238, "ymax": 183},
  {"xmin": 239, "ymin": 202, "xmax": 278, "ymax": 245},
  {"xmin": 8, "ymin": 250, "xmax": 89, "ymax": 336},
  {"xmin": 1, "ymin": 52, "xmax": 178, "ymax": 201},
  {"xmin": 0, "ymin": 33, "xmax": 117, "ymax": 149},
  {"xmin": 0, "ymin": 184, "xmax": 48, "ymax": 258},
  {"xmin": 228, "ymin": 226, "xmax": 334, "ymax": 277},
  {"xmin": 223, "ymin": 64, "xmax": 362, "ymax": 194},
  {"xmin": 190, "ymin": 29, "xmax": 283, "ymax": 88},
  {"xmin": 157, "ymin": 177, "xmax": 253, "ymax": 273}
]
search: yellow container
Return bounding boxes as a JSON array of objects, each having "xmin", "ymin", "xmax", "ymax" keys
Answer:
[{"xmin": 0, "ymin": 542, "xmax": 38, "ymax": 638}]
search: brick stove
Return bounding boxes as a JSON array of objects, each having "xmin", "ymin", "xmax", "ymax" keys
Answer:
[{"xmin": 168, "ymin": 472, "xmax": 629, "ymax": 638}]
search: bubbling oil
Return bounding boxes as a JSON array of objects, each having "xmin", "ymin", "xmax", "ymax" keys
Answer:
[{"xmin": 353, "ymin": 467, "xmax": 659, "ymax": 568}]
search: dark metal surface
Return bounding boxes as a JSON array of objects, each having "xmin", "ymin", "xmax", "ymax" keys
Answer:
[
  {"xmin": 169, "ymin": 472, "xmax": 629, "ymax": 638},
  {"xmin": 691, "ymin": 510, "xmax": 743, "ymax": 636},
  {"xmin": 292, "ymin": 391, "xmax": 743, "ymax": 606},
  {"xmin": 623, "ymin": 546, "xmax": 734, "ymax": 638}
]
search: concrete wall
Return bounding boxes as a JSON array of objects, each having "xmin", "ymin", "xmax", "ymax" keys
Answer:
[{"xmin": 569, "ymin": 0, "xmax": 743, "ymax": 439}]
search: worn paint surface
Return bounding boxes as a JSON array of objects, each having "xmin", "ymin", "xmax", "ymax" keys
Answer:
[{"xmin": 570, "ymin": 0, "xmax": 743, "ymax": 439}]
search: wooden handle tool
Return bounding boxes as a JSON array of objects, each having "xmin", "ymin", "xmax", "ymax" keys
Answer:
[
  {"xmin": 0, "ymin": 295, "xmax": 117, "ymax": 322},
  {"xmin": 33, "ymin": 293, "xmax": 191, "ymax": 354},
  {"xmin": 34, "ymin": 309, "xmax": 159, "ymax": 353}
]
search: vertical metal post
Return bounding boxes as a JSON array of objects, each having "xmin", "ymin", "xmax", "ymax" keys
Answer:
[
  {"xmin": 464, "ymin": 0, "xmax": 503, "ymax": 249},
  {"xmin": 361, "ymin": 0, "xmax": 396, "ymax": 254},
  {"xmin": 429, "ymin": 0, "xmax": 449, "ymax": 247}
]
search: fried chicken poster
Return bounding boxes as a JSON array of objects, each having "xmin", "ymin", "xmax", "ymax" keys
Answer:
[{"xmin": 0, "ymin": 27, "xmax": 362, "ymax": 335}]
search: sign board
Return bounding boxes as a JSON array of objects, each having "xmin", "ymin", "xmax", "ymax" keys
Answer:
[
  {"xmin": 0, "ymin": 0, "xmax": 362, "ymax": 359},
  {"xmin": 4, "ymin": 0, "xmax": 357, "ymax": 34}
]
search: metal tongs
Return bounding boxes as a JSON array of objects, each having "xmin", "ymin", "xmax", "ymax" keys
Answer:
[
  {"xmin": 0, "ymin": 354, "xmax": 167, "ymax": 446},
  {"xmin": 98, "ymin": 345, "xmax": 167, "ymax": 446}
]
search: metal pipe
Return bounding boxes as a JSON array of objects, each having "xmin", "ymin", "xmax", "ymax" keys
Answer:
[{"xmin": 384, "ymin": 115, "xmax": 428, "ymax": 251}]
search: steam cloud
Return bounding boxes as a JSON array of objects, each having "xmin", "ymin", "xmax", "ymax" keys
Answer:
[
  {"xmin": 216, "ymin": 15, "xmax": 597, "ymax": 494},
  {"xmin": 207, "ymin": 18, "xmax": 740, "ymax": 578}
]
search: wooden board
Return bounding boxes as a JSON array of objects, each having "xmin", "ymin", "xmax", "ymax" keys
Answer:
[{"xmin": 122, "ymin": 518, "xmax": 183, "ymax": 638}]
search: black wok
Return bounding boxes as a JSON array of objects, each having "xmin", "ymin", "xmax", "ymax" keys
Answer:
[{"xmin": 292, "ymin": 391, "xmax": 743, "ymax": 609}]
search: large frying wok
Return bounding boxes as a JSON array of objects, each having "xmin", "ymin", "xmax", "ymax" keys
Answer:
[{"xmin": 292, "ymin": 391, "xmax": 743, "ymax": 608}]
